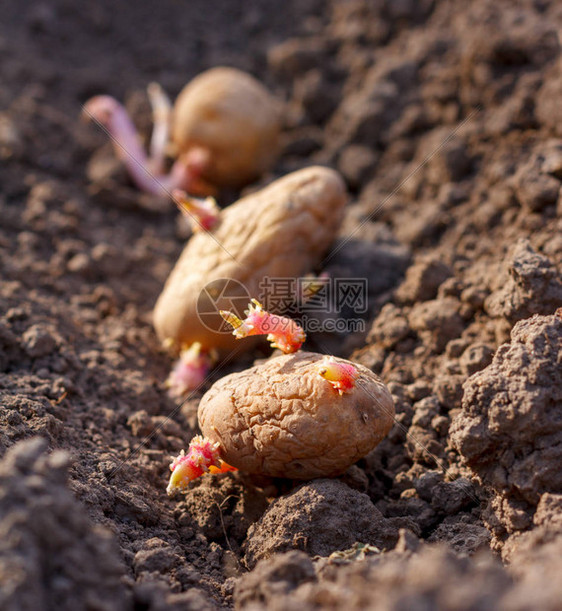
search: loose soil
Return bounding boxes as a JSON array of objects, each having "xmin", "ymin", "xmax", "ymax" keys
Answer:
[{"xmin": 1, "ymin": 1, "xmax": 561, "ymax": 609}]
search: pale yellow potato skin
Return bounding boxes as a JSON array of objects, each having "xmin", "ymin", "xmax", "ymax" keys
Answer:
[
  {"xmin": 198, "ymin": 352, "xmax": 395, "ymax": 479},
  {"xmin": 172, "ymin": 67, "xmax": 282, "ymax": 188},
  {"xmin": 153, "ymin": 166, "xmax": 347, "ymax": 353}
]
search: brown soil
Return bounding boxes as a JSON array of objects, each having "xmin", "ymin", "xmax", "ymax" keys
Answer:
[{"xmin": 1, "ymin": 1, "xmax": 561, "ymax": 609}]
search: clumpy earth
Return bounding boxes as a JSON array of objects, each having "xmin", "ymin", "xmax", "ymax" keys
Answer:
[{"xmin": 1, "ymin": 0, "xmax": 562, "ymax": 609}]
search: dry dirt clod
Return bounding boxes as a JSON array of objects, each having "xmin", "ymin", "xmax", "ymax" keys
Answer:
[
  {"xmin": 153, "ymin": 166, "xmax": 347, "ymax": 354},
  {"xmin": 451, "ymin": 310, "xmax": 562, "ymax": 540},
  {"xmin": 197, "ymin": 351, "xmax": 395, "ymax": 479},
  {"xmin": 242, "ymin": 479, "xmax": 398, "ymax": 570},
  {"xmin": 484, "ymin": 239, "xmax": 562, "ymax": 324},
  {"xmin": 0, "ymin": 438, "xmax": 129, "ymax": 611}
]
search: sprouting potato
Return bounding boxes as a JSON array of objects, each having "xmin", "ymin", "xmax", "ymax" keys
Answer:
[
  {"xmin": 171, "ymin": 67, "xmax": 282, "ymax": 190},
  {"xmin": 196, "ymin": 351, "xmax": 395, "ymax": 479},
  {"xmin": 153, "ymin": 166, "xmax": 347, "ymax": 356},
  {"xmin": 83, "ymin": 67, "xmax": 282, "ymax": 196}
]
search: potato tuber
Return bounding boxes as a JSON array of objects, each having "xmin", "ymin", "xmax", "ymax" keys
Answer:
[
  {"xmin": 197, "ymin": 351, "xmax": 395, "ymax": 479},
  {"xmin": 83, "ymin": 67, "xmax": 281, "ymax": 197},
  {"xmin": 171, "ymin": 67, "xmax": 282, "ymax": 190},
  {"xmin": 153, "ymin": 166, "xmax": 347, "ymax": 356}
]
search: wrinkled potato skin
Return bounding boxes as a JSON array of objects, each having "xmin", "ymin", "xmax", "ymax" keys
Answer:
[
  {"xmin": 172, "ymin": 67, "xmax": 282, "ymax": 188},
  {"xmin": 153, "ymin": 167, "xmax": 347, "ymax": 353},
  {"xmin": 198, "ymin": 352, "xmax": 395, "ymax": 479}
]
